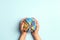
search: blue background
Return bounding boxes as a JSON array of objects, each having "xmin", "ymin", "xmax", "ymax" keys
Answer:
[{"xmin": 0, "ymin": 0, "xmax": 60, "ymax": 40}]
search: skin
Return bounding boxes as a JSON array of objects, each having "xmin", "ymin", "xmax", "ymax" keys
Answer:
[
  {"xmin": 19, "ymin": 32, "xmax": 27, "ymax": 40},
  {"xmin": 19, "ymin": 18, "xmax": 27, "ymax": 40},
  {"xmin": 19, "ymin": 18, "xmax": 41, "ymax": 40},
  {"xmin": 31, "ymin": 18, "xmax": 41, "ymax": 40}
]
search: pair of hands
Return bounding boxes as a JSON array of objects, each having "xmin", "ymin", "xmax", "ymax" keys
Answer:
[{"xmin": 19, "ymin": 18, "xmax": 41, "ymax": 40}]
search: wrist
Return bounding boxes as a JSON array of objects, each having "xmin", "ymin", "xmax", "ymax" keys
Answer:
[
  {"xmin": 32, "ymin": 33, "xmax": 41, "ymax": 40},
  {"xmin": 32, "ymin": 32, "xmax": 38, "ymax": 36},
  {"xmin": 20, "ymin": 32, "xmax": 27, "ymax": 40},
  {"xmin": 21, "ymin": 32, "xmax": 27, "ymax": 36}
]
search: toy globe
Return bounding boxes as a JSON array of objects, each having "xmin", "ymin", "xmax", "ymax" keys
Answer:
[{"xmin": 21, "ymin": 18, "xmax": 36, "ymax": 32}]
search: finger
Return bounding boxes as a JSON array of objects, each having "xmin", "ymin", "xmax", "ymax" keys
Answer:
[
  {"xmin": 20, "ymin": 17, "xmax": 27, "ymax": 31},
  {"xmin": 20, "ymin": 22, "xmax": 24, "ymax": 31},
  {"xmin": 32, "ymin": 17, "xmax": 39, "ymax": 31},
  {"xmin": 36, "ymin": 23, "xmax": 39, "ymax": 31},
  {"xmin": 20, "ymin": 17, "xmax": 27, "ymax": 28}
]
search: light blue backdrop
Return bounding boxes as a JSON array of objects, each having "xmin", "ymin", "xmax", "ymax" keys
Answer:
[{"xmin": 0, "ymin": 0, "xmax": 60, "ymax": 40}]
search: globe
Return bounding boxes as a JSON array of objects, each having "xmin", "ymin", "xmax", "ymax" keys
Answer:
[{"xmin": 22, "ymin": 18, "xmax": 36, "ymax": 32}]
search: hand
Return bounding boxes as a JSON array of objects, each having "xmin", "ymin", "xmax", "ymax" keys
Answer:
[
  {"xmin": 31, "ymin": 18, "xmax": 39, "ymax": 34},
  {"xmin": 31, "ymin": 18, "xmax": 41, "ymax": 40},
  {"xmin": 19, "ymin": 18, "xmax": 27, "ymax": 40}
]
